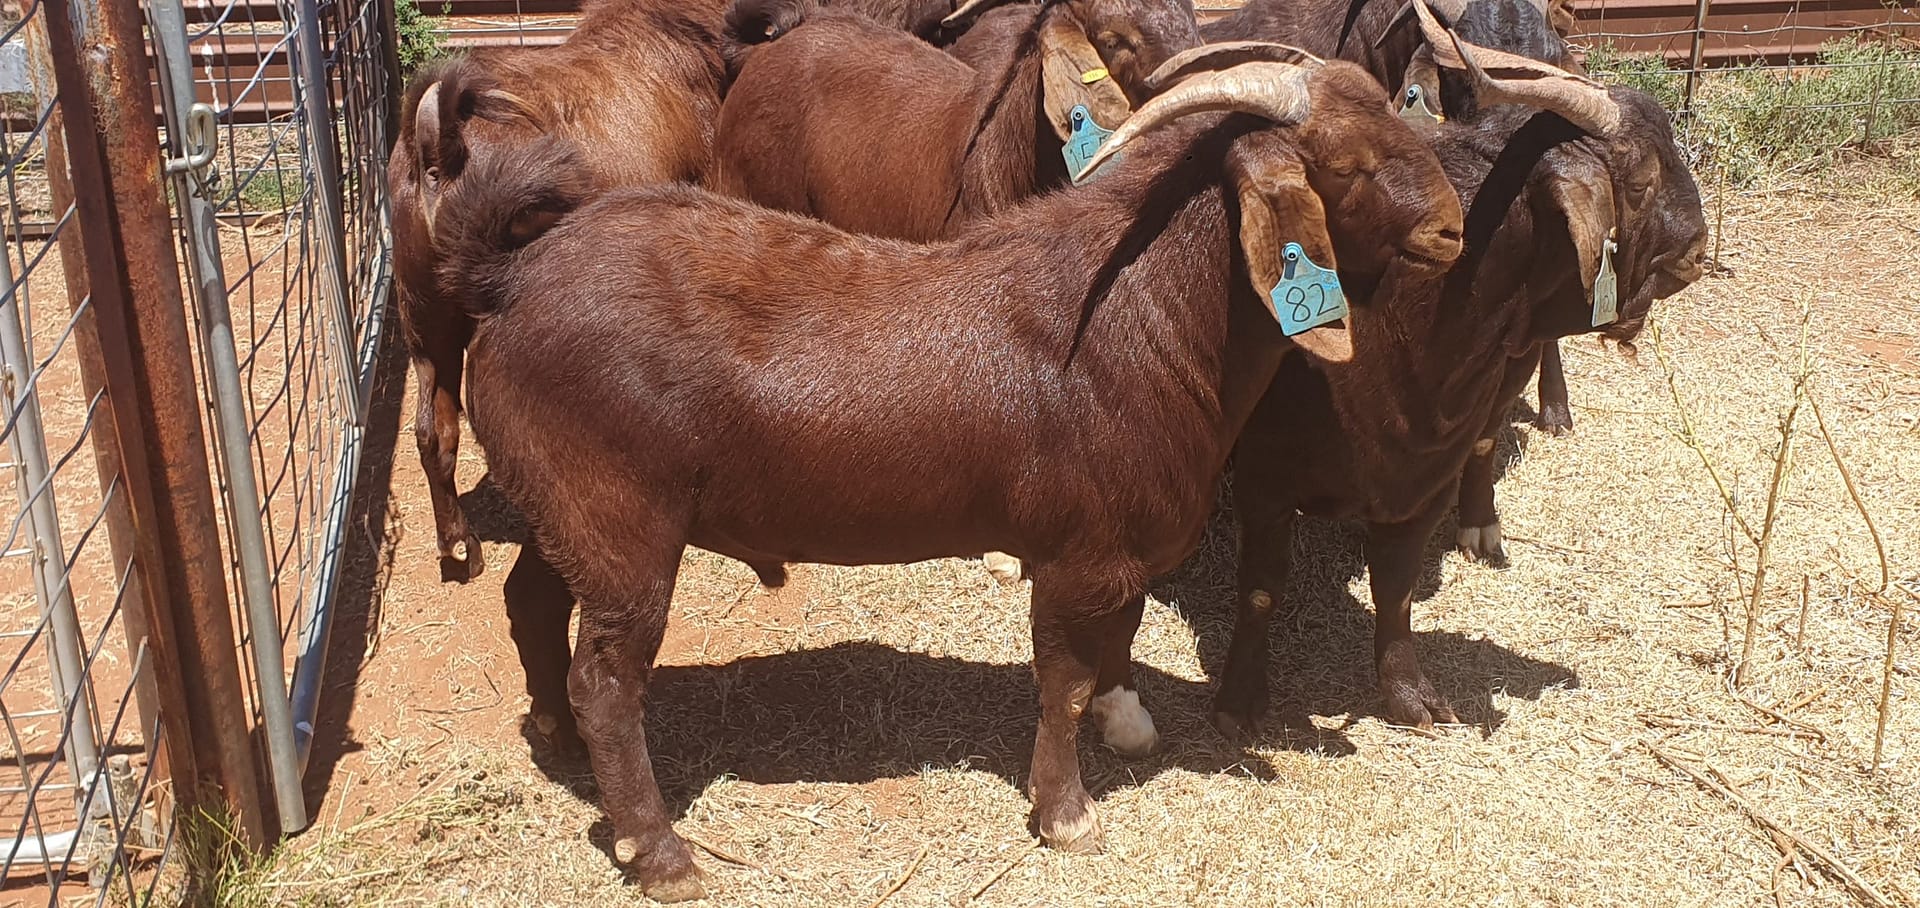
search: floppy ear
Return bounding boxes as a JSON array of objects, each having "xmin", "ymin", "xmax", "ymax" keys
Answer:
[
  {"xmin": 1039, "ymin": 15, "xmax": 1132, "ymax": 141},
  {"xmin": 1232, "ymin": 147, "xmax": 1351, "ymax": 362},
  {"xmin": 1544, "ymin": 170, "xmax": 1616, "ymax": 292},
  {"xmin": 1395, "ymin": 45, "xmax": 1443, "ymax": 122}
]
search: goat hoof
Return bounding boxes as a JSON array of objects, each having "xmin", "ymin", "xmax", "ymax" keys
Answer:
[
  {"xmin": 531, "ymin": 712, "xmax": 586, "ymax": 758},
  {"xmin": 1455, "ymin": 521, "xmax": 1509, "ymax": 569},
  {"xmin": 1381, "ymin": 674, "xmax": 1459, "ymax": 730},
  {"xmin": 640, "ymin": 867, "xmax": 709, "ymax": 903},
  {"xmin": 1089, "ymin": 688, "xmax": 1158, "ymax": 757},
  {"xmin": 619, "ymin": 836, "xmax": 708, "ymax": 902},
  {"xmin": 439, "ymin": 532, "xmax": 486, "ymax": 583},
  {"xmin": 1536, "ymin": 405, "xmax": 1574, "ymax": 436},
  {"xmin": 751, "ymin": 561, "xmax": 788, "ymax": 589},
  {"xmin": 982, "ymin": 552, "xmax": 1024, "ymax": 584},
  {"xmin": 1035, "ymin": 793, "xmax": 1104, "ymax": 854},
  {"xmin": 1209, "ymin": 709, "xmax": 1262, "ymax": 743}
]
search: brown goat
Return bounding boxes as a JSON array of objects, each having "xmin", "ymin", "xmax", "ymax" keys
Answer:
[
  {"xmin": 434, "ymin": 51, "xmax": 1462, "ymax": 898},
  {"xmin": 1216, "ymin": 12, "xmax": 1707, "ymax": 736},
  {"xmin": 390, "ymin": 0, "xmax": 727, "ymax": 582},
  {"xmin": 708, "ymin": 0, "xmax": 1198, "ymax": 241},
  {"xmin": 1207, "ymin": 0, "xmax": 1596, "ymax": 509}
]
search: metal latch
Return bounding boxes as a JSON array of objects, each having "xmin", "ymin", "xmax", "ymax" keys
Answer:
[{"xmin": 164, "ymin": 102, "xmax": 218, "ymax": 176}]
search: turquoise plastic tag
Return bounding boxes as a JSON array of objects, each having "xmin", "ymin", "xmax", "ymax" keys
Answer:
[
  {"xmin": 1062, "ymin": 104, "xmax": 1117, "ymax": 184},
  {"xmin": 1398, "ymin": 84, "xmax": 1441, "ymax": 125},
  {"xmin": 1590, "ymin": 232, "xmax": 1619, "ymax": 327},
  {"xmin": 1268, "ymin": 242, "xmax": 1349, "ymax": 337}
]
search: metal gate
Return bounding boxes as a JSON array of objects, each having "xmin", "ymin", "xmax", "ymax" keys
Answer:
[{"xmin": 0, "ymin": 0, "xmax": 396, "ymax": 897}]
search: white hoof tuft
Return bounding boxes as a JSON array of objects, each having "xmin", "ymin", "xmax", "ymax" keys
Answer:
[
  {"xmin": 534, "ymin": 713, "xmax": 560, "ymax": 736},
  {"xmin": 1089, "ymin": 687, "xmax": 1158, "ymax": 757},
  {"xmin": 615, "ymin": 837, "xmax": 640, "ymax": 864},
  {"xmin": 1249, "ymin": 589, "xmax": 1274, "ymax": 613},
  {"xmin": 982, "ymin": 551, "xmax": 1024, "ymax": 584}
]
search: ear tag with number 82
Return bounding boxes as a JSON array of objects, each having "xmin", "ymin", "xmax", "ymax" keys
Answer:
[
  {"xmin": 1590, "ymin": 231, "xmax": 1620, "ymax": 327},
  {"xmin": 1063, "ymin": 104, "xmax": 1118, "ymax": 184},
  {"xmin": 1270, "ymin": 242, "xmax": 1349, "ymax": 336}
]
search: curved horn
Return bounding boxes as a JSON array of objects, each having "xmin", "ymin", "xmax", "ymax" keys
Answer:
[
  {"xmin": 942, "ymin": 0, "xmax": 1012, "ymax": 28},
  {"xmin": 1144, "ymin": 41, "xmax": 1324, "ymax": 92},
  {"xmin": 1076, "ymin": 61, "xmax": 1311, "ymax": 181},
  {"xmin": 1409, "ymin": 0, "xmax": 1621, "ymax": 134},
  {"xmin": 478, "ymin": 88, "xmax": 544, "ymax": 126},
  {"xmin": 1374, "ymin": 0, "xmax": 1470, "ymax": 48}
]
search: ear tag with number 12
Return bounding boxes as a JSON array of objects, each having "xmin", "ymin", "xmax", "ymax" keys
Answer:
[
  {"xmin": 1063, "ymin": 103, "xmax": 1117, "ymax": 184},
  {"xmin": 1590, "ymin": 230, "xmax": 1620, "ymax": 327},
  {"xmin": 1269, "ymin": 242, "xmax": 1349, "ymax": 336}
]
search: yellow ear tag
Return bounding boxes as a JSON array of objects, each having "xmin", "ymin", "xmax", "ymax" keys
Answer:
[{"xmin": 1081, "ymin": 67, "xmax": 1109, "ymax": 84}]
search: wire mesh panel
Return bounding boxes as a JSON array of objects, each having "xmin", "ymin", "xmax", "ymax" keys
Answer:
[
  {"xmin": 1564, "ymin": 2, "xmax": 1920, "ymax": 185},
  {"xmin": 0, "ymin": 0, "xmax": 173, "ymax": 901},
  {"xmin": 156, "ymin": 0, "xmax": 396, "ymax": 828}
]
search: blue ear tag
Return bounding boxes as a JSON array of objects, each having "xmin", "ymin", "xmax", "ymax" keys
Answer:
[
  {"xmin": 1398, "ymin": 84, "xmax": 1441, "ymax": 125},
  {"xmin": 1269, "ymin": 242, "xmax": 1349, "ymax": 336},
  {"xmin": 1062, "ymin": 104, "xmax": 1117, "ymax": 184},
  {"xmin": 1590, "ymin": 231, "xmax": 1620, "ymax": 327}
]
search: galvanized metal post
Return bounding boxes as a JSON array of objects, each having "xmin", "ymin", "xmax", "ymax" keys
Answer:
[
  {"xmin": 148, "ymin": 0, "xmax": 310, "ymax": 835},
  {"xmin": 291, "ymin": 0, "xmax": 367, "ymax": 427},
  {"xmin": 1684, "ymin": 0, "xmax": 1711, "ymax": 116},
  {"xmin": 0, "ymin": 246, "xmax": 105, "ymax": 818},
  {"xmin": 15, "ymin": 0, "xmax": 162, "ymax": 765},
  {"xmin": 40, "ymin": 0, "xmax": 269, "ymax": 849}
]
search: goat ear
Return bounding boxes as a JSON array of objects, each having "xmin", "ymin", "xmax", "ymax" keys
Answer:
[
  {"xmin": 413, "ymin": 81, "xmax": 447, "ymax": 174},
  {"xmin": 1233, "ymin": 150, "xmax": 1352, "ymax": 362},
  {"xmin": 1039, "ymin": 16, "xmax": 1131, "ymax": 141},
  {"xmin": 1395, "ymin": 46, "xmax": 1443, "ymax": 122},
  {"xmin": 1544, "ymin": 170, "xmax": 1617, "ymax": 291}
]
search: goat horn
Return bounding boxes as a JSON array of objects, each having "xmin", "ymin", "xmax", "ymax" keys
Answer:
[
  {"xmin": 480, "ymin": 88, "xmax": 544, "ymax": 125},
  {"xmin": 1409, "ymin": 0, "xmax": 1621, "ymax": 134},
  {"xmin": 1374, "ymin": 0, "xmax": 1470, "ymax": 49},
  {"xmin": 1144, "ymin": 41, "xmax": 1324, "ymax": 93},
  {"xmin": 942, "ymin": 0, "xmax": 1009, "ymax": 27},
  {"xmin": 1076, "ymin": 61, "xmax": 1311, "ymax": 181}
]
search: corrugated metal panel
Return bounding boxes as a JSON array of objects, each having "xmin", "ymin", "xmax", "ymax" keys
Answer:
[{"xmin": 1194, "ymin": 0, "xmax": 1920, "ymax": 65}]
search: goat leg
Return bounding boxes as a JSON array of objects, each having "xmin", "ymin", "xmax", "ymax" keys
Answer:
[
  {"xmin": 504, "ymin": 540, "xmax": 581, "ymax": 755},
  {"xmin": 568, "ymin": 543, "xmax": 706, "ymax": 902},
  {"xmin": 1213, "ymin": 503, "xmax": 1296, "ymax": 740},
  {"xmin": 1026, "ymin": 565, "xmax": 1125, "ymax": 855},
  {"xmin": 1454, "ymin": 427, "xmax": 1508, "ymax": 568},
  {"xmin": 1534, "ymin": 340, "xmax": 1574, "ymax": 436},
  {"xmin": 411, "ymin": 342, "xmax": 485, "ymax": 581},
  {"xmin": 1365, "ymin": 517, "xmax": 1459, "ymax": 729},
  {"xmin": 1088, "ymin": 593, "xmax": 1156, "ymax": 757}
]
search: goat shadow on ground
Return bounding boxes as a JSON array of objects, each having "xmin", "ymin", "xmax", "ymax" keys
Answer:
[
  {"xmin": 1152, "ymin": 422, "xmax": 1576, "ymax": 740},
  {"xmin": 515, "ymin": 640, "xmax": 1321, "ymax": 862},
  {"xmin": 458, "ymin": 474, "xmax": 527, "ymax": 545},
  {"xmin": 303, "ymin": 311, "xmax": 409, "ymax": 825}
]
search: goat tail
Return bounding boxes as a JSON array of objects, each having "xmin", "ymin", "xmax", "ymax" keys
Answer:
[
  {"xmin": 433, "ymin": 137, "xmax": 592, "ymax": 320},
  {"xmin": 723, "ymin": 0, "xmax": 810, "ymax": 75}
]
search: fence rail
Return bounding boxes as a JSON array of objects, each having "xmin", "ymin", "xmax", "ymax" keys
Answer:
[{"xmin": 0, "ymin": 0, "xmax": 394, "ymax": 898}]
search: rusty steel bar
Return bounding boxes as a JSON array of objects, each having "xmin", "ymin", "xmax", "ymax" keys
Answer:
[
  {"xmin": 1685, "ymin": 0, "xmax": 1712, "ymax": 113},
  {"xmin": 40, "ymin": 0, "xmax": 270, "ymax": 849}
]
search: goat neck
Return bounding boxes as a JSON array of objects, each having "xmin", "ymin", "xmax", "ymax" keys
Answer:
[{"xmin": 947, "ymin": 6, "xmax": 1071, "ymax": 227}]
